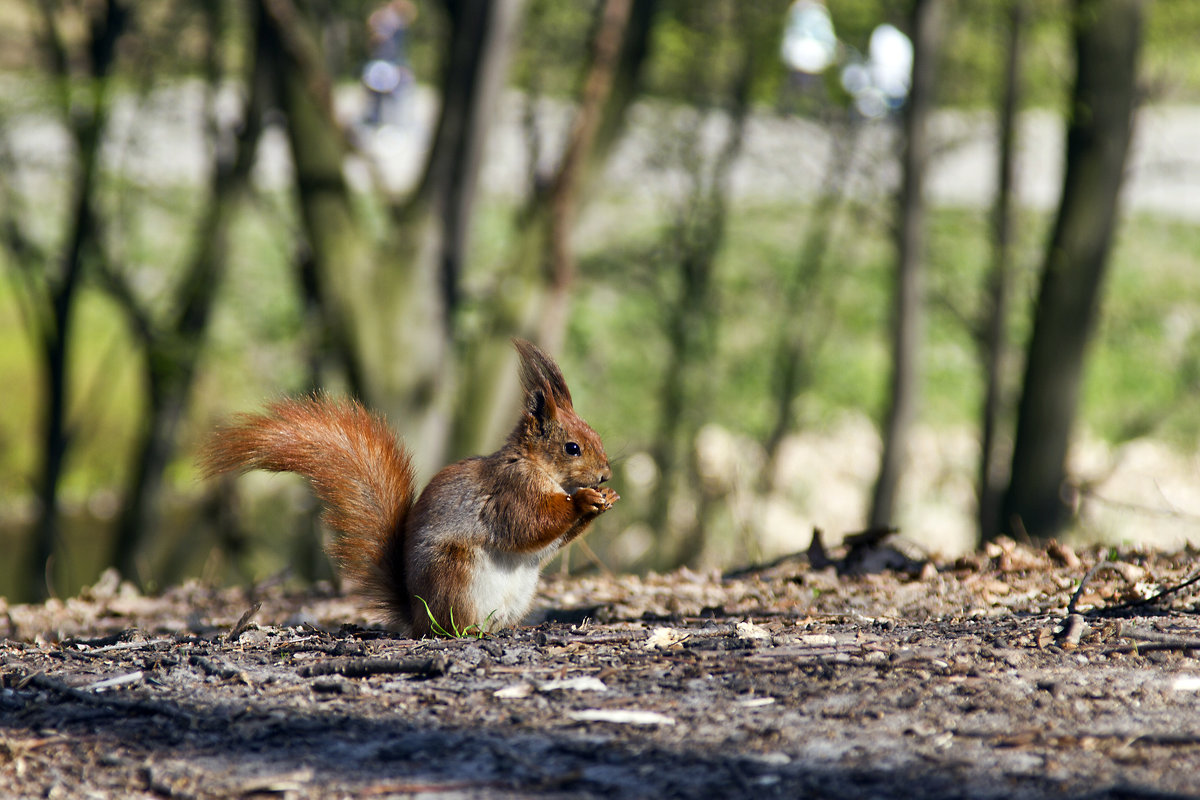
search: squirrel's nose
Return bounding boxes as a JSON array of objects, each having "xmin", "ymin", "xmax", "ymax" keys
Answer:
[{"xmin": 599, "ymin": 468, "xmax": 611, "ymax": 485}]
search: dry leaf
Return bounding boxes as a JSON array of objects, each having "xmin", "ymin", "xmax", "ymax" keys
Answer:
[
  {"xmin": 539, "ymin": 676, "xmax": 607, "ymax": 693},
  {"xmin": 643, "ymin": 627, "xmax": 687, "ymax": 650}
]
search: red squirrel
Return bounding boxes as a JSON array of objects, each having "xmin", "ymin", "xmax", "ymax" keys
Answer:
[{"xmin": 201, "ymin": 339, "xmax": 619, "ymax": 637}]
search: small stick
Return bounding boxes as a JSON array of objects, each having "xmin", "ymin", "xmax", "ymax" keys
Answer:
[
  {"xmin": 1055, "ymin": 614, "xmax": 1088, "ymax": 649},
  {"xmin": 573, "ymin": 538, "xmax": 615, "ymax": 578},
  {"xmin": 1104, "ymin": 640, "xmax": 1200, "ymax": 655},
  {"xmin": 85, "ymin": 638, "xmax": 172, "ymax": 655},
  {"xmin": 1071, "ymin": 561, "xmax": 1200, "ymax": 616}
]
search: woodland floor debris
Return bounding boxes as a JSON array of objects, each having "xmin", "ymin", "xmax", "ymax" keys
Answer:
[{"xmin": 3, "ymin": 538, "xmax": 1200, "ymax": 799}]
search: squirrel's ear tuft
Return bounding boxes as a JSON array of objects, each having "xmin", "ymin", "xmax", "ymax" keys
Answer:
[
  {"xmin": 513, "ymin": 338, "xmax": 574, "ymax": 411},
  {"xmin": 525, "ymin": 378, "xmax": 558, "ymax": 430}
]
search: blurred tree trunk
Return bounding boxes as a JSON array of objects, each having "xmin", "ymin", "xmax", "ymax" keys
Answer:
[
  {"xmin": 402, "ymin": 0, "xmax": 526, "ymax": 325},
  {"xmin": 646, "ymin": 2, "xmax": 764, "ymax": 567},
  {"xmin": 868, "ymin": 0, "xmax": 946, "ymax": 529},
  {"xmin": 977, "ymin": 0, "xmax": 1024, "ymax": 543},
  {"xmin": 261, "ymin": 0, "xmax": 523, "ymax": 473},
  {"xmin": 393, "ymin": 0, "xmax": 526, "ymax": 468},
  {"xmin": 258, "ymin": 0, "xmax": 370, "ymax": 401},
  {"xmin": 587, "ymin": 0, "xmax": 657, "ymax": 185},
  {"xmin": 16, "ymin": 0, "xmax": 128, "ymax": 600},
  {"xmin": 106, "ymin": 4, "xmax": 264, "ymax": 581},
  {"xmin": 450, "ymin": 0, "xmax": 648, "ymax": 458},
  {"xmin": 538, "ymin": 0, "xmax": 634, "ymax": 354},
  {"xmin": 648, "ymin": 110, "xmax": 746, "ymax": 565},
  {"xmin": 1002, "ymin": 0, "xmax": 1144, "ymax": 540},
  {"xmin": 761, "ymin": 113, "xmax": 861, "ymax": 485}
]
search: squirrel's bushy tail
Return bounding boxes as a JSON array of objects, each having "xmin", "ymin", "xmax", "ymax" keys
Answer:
[{"xmin": 200, "ymin": 394, "xmax": 415, "ymax": 623}]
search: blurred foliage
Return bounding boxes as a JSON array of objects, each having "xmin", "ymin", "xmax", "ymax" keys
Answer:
[
  {"xmin": 561, "ymin": 202, "xmax": 1200, "ymax": 450},
  {"xmin": 3, "ymin": 1, "xmax": 1199, "ymax": 106}
]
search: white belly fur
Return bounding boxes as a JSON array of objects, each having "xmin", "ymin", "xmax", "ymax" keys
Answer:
[{"xmin": 466, "ymin": 547, "xmax": 552, "ymax": 631}]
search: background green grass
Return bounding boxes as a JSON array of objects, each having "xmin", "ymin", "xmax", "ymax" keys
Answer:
[{"xmin": 2, "ymin": 184, "xmax": 1199, "ymax": 597}]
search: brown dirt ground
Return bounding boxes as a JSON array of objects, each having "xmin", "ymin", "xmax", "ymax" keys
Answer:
[{"xmin": 3, "ymin": 537, "xmax": 1200, "ymax": 799}]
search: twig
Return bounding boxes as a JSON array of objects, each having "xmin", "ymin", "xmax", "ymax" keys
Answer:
[
  {"xmin": 1068, "ymin": 561, "xmax": 1128, "ymax": 615},
  {"xmin": 1109, "ymin": 567, "xmax": 1200, "ymax": 612},
  {"xmin": 84, "ymin": 670, "xmax": 144, "ymax": 693},
  {"xmin": 573, "ymin": 538, "xmax": 615, "ymax": 579},
  {"xmin": 723, "ymin": 526, "xmax": 836, "ymax": 578},
  {"xmin": 1104, "ymin": 640, "xmax": 1200, "ymax": 655},
  {"xmin": 226, "ymin": 601, "xmax": 262, "ymax": 643},
  {"xmin": 297, "ymin": 656, "xmax": 448, "ymax": 679},
  {"xmin": 1103, "ymin": 623, "xmax": 1200, "ymax": 655},
  {"xmin": 20, "ymin": 672, "xmax": 195, "ymax": 723},
  {"xmin": 538, "ymin": 630, "xmax": 650, "ymax": 647},
  {"xmin": 1073, "ymin": 561, "xmax": 1200, "ymax": 617},
  {"xmin": 74, "ymin": 638, "xmax": 173, "ymax": 655},
  {"xmin": 723, "ymin": 547, "xmax": 807, "ymax": 580}
]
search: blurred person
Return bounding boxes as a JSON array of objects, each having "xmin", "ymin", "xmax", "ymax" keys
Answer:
[
  {"xmin": 780, "ymin": 0, "xmax": 838, "ymax": 112},
  {"xmin": 363, "ymin": 0, "xmax": 417, "ymax": 127}
]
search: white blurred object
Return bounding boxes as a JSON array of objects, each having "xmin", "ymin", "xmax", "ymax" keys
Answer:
[
  {"xmin": 868, "ymin": 24, "xmax": 913, "ymax": 103},
  {"xmin": 840, "ymin": 23, "xmax": 913, "ymax": 119},
  {"xmin": 781, "ymin": 0, "xmax": 838, "ymax": 74}
]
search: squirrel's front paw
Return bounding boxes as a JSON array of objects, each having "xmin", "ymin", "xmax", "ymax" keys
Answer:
[{"xmin": 574, "ymin": 486, "xmax": 618, "ymax": 515}]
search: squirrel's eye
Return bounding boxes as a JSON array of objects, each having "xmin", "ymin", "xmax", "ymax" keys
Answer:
[{"xmin": 565, "ymin": 442, "xmax": 581, "ymax": 457}]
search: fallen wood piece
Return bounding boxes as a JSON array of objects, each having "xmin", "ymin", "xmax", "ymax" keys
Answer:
[
  {"xmin": 226, "ymin": 601, "xmax": 262, "ymax": 643},
  {"xmin": 1097, "ymin": 623, "xmax": 1200, "ymax": 655},
  {"xmin": 1067, "ymin": 561, "xmax": 1126, "ymax": 615},
  {"xmin": 1104, "ymin": 641, "xmax": 1200, "ymax": 655},
  {"xmin": 297, "ymin": 656, "xmax": 447, "ymax": 679},
  {"xmin": 569, "ymin": 708, "xmax": 676, "ymax": 726},
  {"xmin": 1117, "ymin": 624, "xmax": 1200, "ymax": 644},
  {"xmin": 190, "ymin": 654, "xmax": 243, "ymax": 681},
  {"xmin": 1074, "ymin": 561, "xmax": 1200, "ymax": 616},
  {"xmin": 1056, "ymin": 613, "xmax": 1089, "ymax": 649},
  {"xmin": 82, "ymin": 638, "xmax": 173, "ymax": 655},
  {"xmin": 85, "ymin": 670, "xmax": 144, "ymax": 693}
]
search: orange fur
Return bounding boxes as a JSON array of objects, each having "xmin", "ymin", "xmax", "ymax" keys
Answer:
[{"xmin": 201, "ymin": 395, "xmax": 415, "ymax": 621}]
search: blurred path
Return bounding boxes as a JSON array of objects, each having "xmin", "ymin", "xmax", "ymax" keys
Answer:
[{"xmin": 7, "ymin": 80, "xmax": 1200, "ymax": 220}]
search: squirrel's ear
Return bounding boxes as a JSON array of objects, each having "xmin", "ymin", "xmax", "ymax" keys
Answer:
[
  {"xmin": 524, "ymin": 377, "xmax": 559, "ymax": 430},
  {"xmin": 513, "ymin": 338, "xmax": 574, "ymax": 410}
]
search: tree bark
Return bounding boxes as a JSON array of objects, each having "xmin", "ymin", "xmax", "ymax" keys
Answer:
[
  {"xmin": 24, "ymin": 0, "xmax": 127, "ymax": 601},
  {"xmin": 646, "ymin": 2, "xmax": 763, "ymax": 567},
  {"xmin": 868, "ymin": 0, "xmax": 945, "ymax": 529},
  {"xmin": 449, "ymin": 0, "xmax": 646, "ymax": 459},
  {"xmin": 1002, "ymin": 0, "xmax": 1144, "ymax": 540},
  {"xmin": 403, "ymin": 0, "xmax": 526, "ymax": 325},
  {"xmin": 260, "ymin": 0, "xmax": 524, "ymax": 475},
  {"xmin": 762, "ymin": 114, "xmax": 860, "ymax": 483},
  {"xmin": 259, "ymin": 0, "xmax": 370, "ymax": 401},
  {"xmin": 108, "ymin": 4, "xmax": 263, "ymax": 580},
  {"xmin": 977, "ymin": 0, "xmax": 1024, "ymax": 543},
  {"xmin": 538, "ymin": 0, "xmax": 634, "ymax": 354}
]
